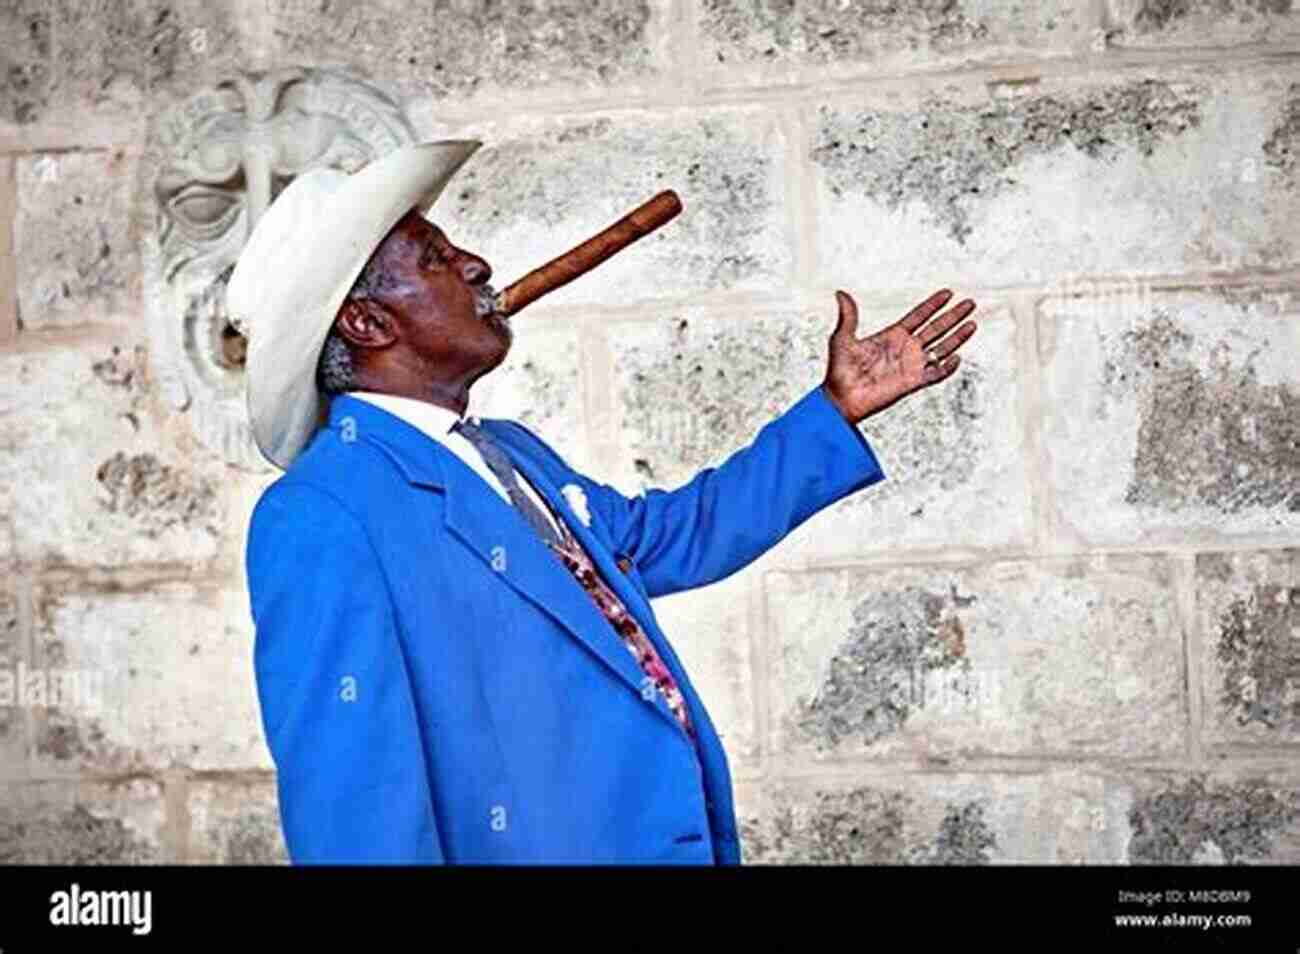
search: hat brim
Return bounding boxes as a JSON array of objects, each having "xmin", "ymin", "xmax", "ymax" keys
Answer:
[{"xmin": 234, "ymin": 140, "xmax": 481, "ymax": 470}]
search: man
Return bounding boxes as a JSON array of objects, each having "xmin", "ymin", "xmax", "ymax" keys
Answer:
[{"xmin": 233, "ymin": 141, "xmax": 977, "ymax": 865}]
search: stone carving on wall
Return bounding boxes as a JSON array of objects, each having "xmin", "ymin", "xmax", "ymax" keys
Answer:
[{"xmin": 143, "ymin": 69, "xmax": 416, "ymax": 470}]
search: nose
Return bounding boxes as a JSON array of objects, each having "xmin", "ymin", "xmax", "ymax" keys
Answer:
[{"xmin": 451, "ymin": 246, "xmax": 492, "ymax": 286}]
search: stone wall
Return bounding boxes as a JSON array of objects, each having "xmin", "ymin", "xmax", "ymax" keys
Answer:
[{"xmin": 1, "ymin": 0, "xmax": 1298, "ymax": 864}]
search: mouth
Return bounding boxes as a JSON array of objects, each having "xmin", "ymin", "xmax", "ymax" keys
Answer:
[
  {"xmin": 475, "ymin": 283, "xmax": 500, "ymax": 319},
  {"xmin": 476, "ymin": 284, "xmax": 511, "ymax": 340}
]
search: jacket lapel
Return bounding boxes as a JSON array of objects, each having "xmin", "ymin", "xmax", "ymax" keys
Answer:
[
  {"xmin": 484, "ymin": 422, "xmax": 705, "ymax": 727},
  {"xmin": 490, "ymin": 430, "xmax": 656, "ymax": 624},
  {"xmin": 336, "ymin": 396, "xmax": 668, "ymax": 721}
]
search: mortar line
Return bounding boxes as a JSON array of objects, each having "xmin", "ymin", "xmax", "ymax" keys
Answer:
[
  {"xmin": 766, "ymin": 746, "xmax": 1289, "ymax": 777},
  {"xmin": 577, "ymin": 316, "xmax": 618, "ymax": 478},
  {"xmin": 16, "ymin": 572, "xmax": 34, "ymax": 783},
  {"xmin": 0, "ymin": 154, "xmax": 17, "ymax": 345},
  {"xmin": 51, "ymin": 748, "xmax": 1300, "ymax": 789},
  {"xmin": 782, "ymin": 99, "xmax": 814, "ymax": 300},
  {"xmin": 163, "ymin": 767, "xmax": 190, "ymax": 863},
  {"xmin": 415, "ymin": 45, "xmax": 1300, "ymax": 125},
  {"xmin": 690, "ymin": 43, "xmax": 1300, "ymax": 105},
  {"xmin": 1178, "ymin": 551, "xmax": 1205, "ymax": 768},
  {"xmin": 674, "ymin": 0, "xmax": 701, "ymax": 108},
  {"xmin": 13, "ymin": 539, "xmax": 1296, "ymax": 592},
  {"xmin": 762, "ymin": 539, "xmax": 1300, "ymax": 575},
  {"xmin": 1014, "ymin": 289, "xmax": 1051, "ymax": 559}
]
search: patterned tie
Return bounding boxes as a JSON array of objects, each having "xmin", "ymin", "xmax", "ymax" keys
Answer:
[
  {"xmin": 456, "ymin": 420, "xmax": 697, "ymax": 745},
  {"xmin": 452, "ymin": 418, "xmax": 562, "ymax": 548}
]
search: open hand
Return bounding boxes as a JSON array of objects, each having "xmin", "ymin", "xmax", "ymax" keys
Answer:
[{"xmin": 822, "ymin": 288, "xmax": 977, "ymax": 424}]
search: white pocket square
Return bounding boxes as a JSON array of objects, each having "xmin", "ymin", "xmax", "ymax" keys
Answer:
[{"xmin": 560, "ymin": 483, "xmax": 592, "ymax": 527}]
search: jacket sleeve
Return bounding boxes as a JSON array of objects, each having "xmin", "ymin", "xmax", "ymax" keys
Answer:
[
  {"xmin": 246, "ymin": 481, "xmax": 445, "ymax": 864},
  {"xmin": 541, "ymin": 382, "xmax": 886, "ymax": 599}
]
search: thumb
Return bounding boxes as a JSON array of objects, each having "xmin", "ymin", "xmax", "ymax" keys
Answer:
[{"xmin": 833, "ymin": 290, "xmax": 858, "ymax": 339}]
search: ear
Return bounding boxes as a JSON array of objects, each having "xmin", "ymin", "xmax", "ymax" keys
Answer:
[{"xmin": 334, "ymin": 298, "xmax": 398, "ymax": 350}]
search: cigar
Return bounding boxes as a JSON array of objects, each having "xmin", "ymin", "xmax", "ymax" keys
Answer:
[{"xmin": 494, "ymin": 190, "xmax": 683, "ymax": 317}]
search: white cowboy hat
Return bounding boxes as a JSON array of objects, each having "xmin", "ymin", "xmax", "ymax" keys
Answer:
[{"xmin": 226, "ymin": 139, "xmax": 482, "ymax": 470}]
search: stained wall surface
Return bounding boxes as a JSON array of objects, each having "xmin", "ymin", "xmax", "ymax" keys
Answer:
[{"xmin": 1, "ymin": 0, "xmax": 1298, "ymax": 864}]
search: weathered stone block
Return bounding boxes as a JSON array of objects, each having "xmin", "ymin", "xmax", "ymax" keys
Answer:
[
  {"xmin": 812, "ymin": 65, "xmax": 1300, "ymax": 290},
  {"xmin": 0, "ymin": 0, "xmax": 248, "ymax": 142},
  {"xmin": 0, "ymin": 778, "xmax": 164, "ymax": 863},
  {"xmin": 427, "ymin": 108, "xmax": 792, "ymax": 308},
  {"xmin": 765, "ymin": 555, "xmax": 1186, "ymax": 761},
  {"xmin": 471, "ymin": 321, "xmax": 587, "ymax": 471},
  {"xmin": 269, "ymin": 0, "xmax": 669, "ymax": 104},
  {"xmin": 0, "ymin": 0, "xmax": 51, "ymax": 126},
  {"xmin": 602, "ymin": 303, "xmax": 1028, "ymax": 557},
  {"xmin": 66, "ymin": 0, "xmax": 243, "ymax": 115},
  {"xmin": 699, "ymin": 0, "xmax": 1095, "ymax": 87},
  {"xmin": 1126, "ymin": 772, "xmax": 1300, "ymax": 864},
  {"xmin": 1104, "ymin": 0, "xmax": 1300, "ymax": 51},
  {"xmin": 1197, "ymin": 549, "xmax": 1300, "ymax": 748},
  {"xmin": 738, "ymin": 769, "xmax": 1132, "ymax": 864},
  {"xmin": 31, "ymin": 583, "xmax": 271, "ymax": 775},
  {"xmin": 648, "ymin": 572, "xmax": 759, "ymax": 770},
  {"xmin": 0, "ymin": 345, "xmax": 228, "ymax": 567},
  {"xmin": 603, "ymin": 307, "xmax": 825, "ymax": 491},
  {"xmin": 1040, "ymin": 284, "xmax": 1300, "ymax": 547},
  {"xmin": 15, "ymin": 150, "xmax": 140, "ymax": 329},
  {"xmin": 187, "ymin": 778, "xmax": 287, "ymax": 864}
]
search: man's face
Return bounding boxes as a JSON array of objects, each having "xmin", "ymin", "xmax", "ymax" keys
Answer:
[{"xmin": 353, "ymin": 208, "xmax": 510, "ymax": 382}]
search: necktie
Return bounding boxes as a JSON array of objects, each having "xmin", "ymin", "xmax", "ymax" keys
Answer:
[
  {"xmin": 455, "ymin": 420, "xmax": 697, "ymax": 746},
  {"xmin": 452, "ymin": 419, "xmax": 562, "ymax": 548}
]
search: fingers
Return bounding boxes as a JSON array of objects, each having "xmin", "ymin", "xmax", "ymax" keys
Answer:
[
  {"xmin": 917, "ymin": 299, "xmax": 977, "ymax": 348},
  {"xmin": 924, "ymin": 353, "xmax": 961, "ymax": 384},
  {"xmin": 833, "ymin": 290, "xmax": 859, "ymax": 339},
  {"xmin": 899, "ymin": 288, "xmax": 955, "ymax": 334},
  {"xmin": 925, "ymin": 321, "xmax": 977, "ymax": 366}
]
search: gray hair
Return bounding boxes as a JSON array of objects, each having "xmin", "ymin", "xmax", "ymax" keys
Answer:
[
  {"xmin": 317, "ymin": 330, "xmax": 354, "ymax": 396},
  {"xmin": 316, "ymin": 252, "xmax": 393, "ymax": 396}
]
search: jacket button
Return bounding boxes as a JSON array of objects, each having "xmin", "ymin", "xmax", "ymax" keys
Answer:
[{"xmin": 616, "ymin": 556, "xmax": 632, "ymax": 573}]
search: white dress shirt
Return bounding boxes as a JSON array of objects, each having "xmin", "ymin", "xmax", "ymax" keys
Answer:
[{"xmin": 348, "ymin": 391, "xmax": 565, "ymax": 539}]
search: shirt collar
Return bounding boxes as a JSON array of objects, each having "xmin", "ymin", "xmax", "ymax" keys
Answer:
[{"xmin": 346, "ymin": 391, "xmax": 476, "ymax": 446}]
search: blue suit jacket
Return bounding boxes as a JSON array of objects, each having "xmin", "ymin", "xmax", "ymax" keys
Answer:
[{"xmin": 245, "ymin": 382, "xmax": 886, "ymax": 864}]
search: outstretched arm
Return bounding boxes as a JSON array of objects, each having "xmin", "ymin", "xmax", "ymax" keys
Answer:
[{"xmin": 541, "ymin": 289, "xmax": 979, "ymax": 598}]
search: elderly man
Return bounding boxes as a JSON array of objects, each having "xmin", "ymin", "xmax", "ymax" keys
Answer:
[{"xmin": 234, "ymin": 141, "xmax": 977, "ymax": 865}]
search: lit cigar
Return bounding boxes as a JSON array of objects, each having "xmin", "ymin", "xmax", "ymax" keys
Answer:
[{"xmin": 494, "ymin": 190, "xmax": 683, "ymax": 317}]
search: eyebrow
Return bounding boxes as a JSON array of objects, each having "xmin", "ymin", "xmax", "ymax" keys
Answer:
[
  {"xmin": 418, "ymin": 233, "xmax": 438, "ymax": 266},
  {"xmin": 420, "ymin": 229, "xmax": 449, "ymax": 265}
]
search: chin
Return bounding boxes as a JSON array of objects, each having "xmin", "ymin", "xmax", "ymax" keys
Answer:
[
  {"xmin": 484, "ymin": 328, "xmax": 512, "ymax": 367},
  {"xmin": 491, "ymin": 316, "xmax": 513, "ymax": 351}
]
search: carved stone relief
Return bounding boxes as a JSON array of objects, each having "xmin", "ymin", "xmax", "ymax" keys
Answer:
[{"xmin": 143, "ymin": 69, "xmax": 416, "ymax": 469}]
